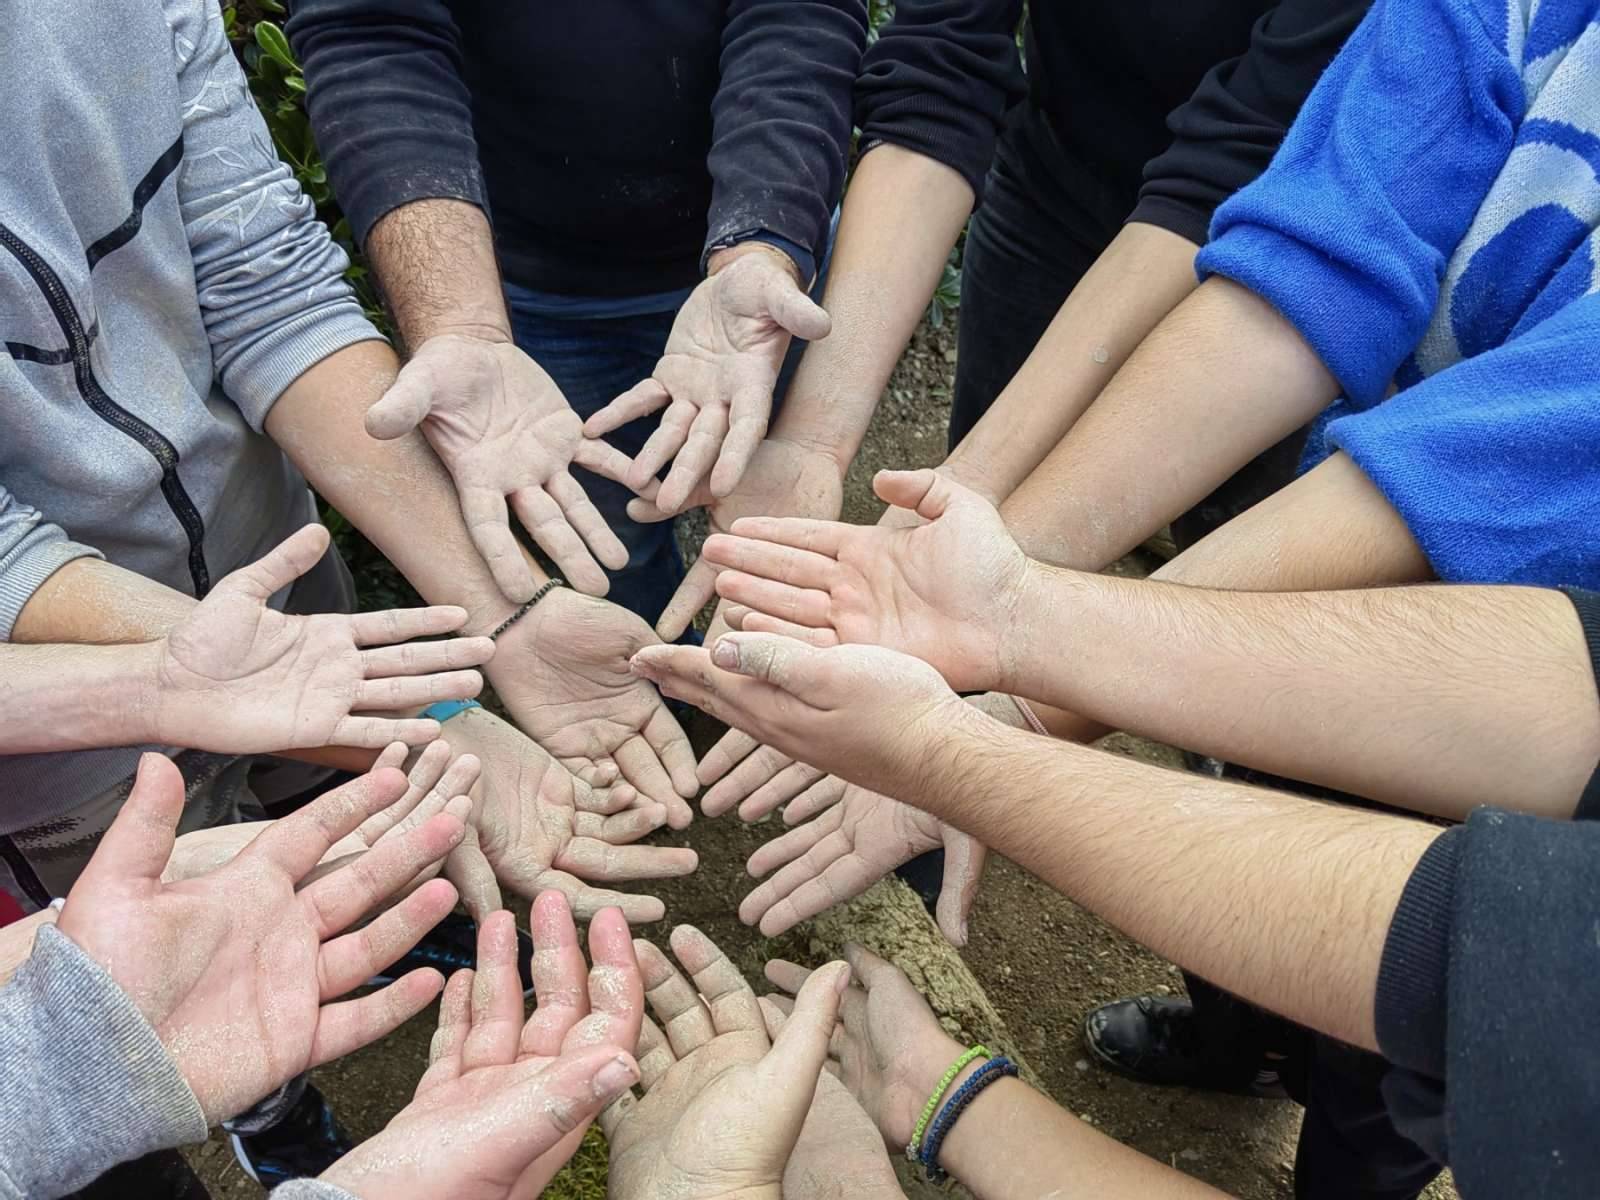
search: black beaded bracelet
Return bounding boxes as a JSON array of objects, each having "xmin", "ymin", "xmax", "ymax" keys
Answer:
[{"xmin": 491, "ymin": 578, "xmax": 565, "ymax": 641}]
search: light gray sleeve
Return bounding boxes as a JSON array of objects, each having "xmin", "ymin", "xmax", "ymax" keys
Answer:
[
  {"xmin": 0, "ymin": 488, "xmax": 102, "ymax": 642},
  {"xmin": 0, "ymin": 925, "xmax": 207, "ymax": 1199},
  {"xmin": 164, "ymin": 0, "xmax": 383, "ymax": 431},
  {"xmin": 271, "ymin": 1182, "xmax": 364, "ymax": 1199}
]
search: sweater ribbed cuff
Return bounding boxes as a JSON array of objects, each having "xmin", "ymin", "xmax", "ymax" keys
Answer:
[
  {"xmin": 1374, "ymin": 827, "xmax": 1461, "ymax": 1079},
  {"xmin": 224, "ymin": 304, "xmax": 387, "ymax": 432},
  {"xmin": 0, "ymin": 926, "xmax": 207, "ymax": 1196}
]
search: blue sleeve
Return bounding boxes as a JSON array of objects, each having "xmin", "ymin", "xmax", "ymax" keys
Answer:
[
  {"xmin": 707, "ymin": 1, "xmax": 868, "ymax": 270},
  {"xmin": 1327, "ymin": 292, "xmax": 1600, "ymax": 588},
  {"xmin": 1195, "ymin": 0, "xmax": 1526, "ymax": 407}
]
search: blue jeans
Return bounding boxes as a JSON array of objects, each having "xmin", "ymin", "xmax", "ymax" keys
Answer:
[{"xmin": 505, "ymin": 236, "xmax": 832, "ymax": 626}]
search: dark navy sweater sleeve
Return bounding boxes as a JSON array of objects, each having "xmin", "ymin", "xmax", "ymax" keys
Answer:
[
  {"xmin": 853, "ymin": 0, "xmax": 1025, "ymax": 201},
  {"xmin": 287, "ymin": 0, "xmax": 486, "ymax": 248},
  {"xmin": 1132, "ymin": 0, "xmax": 1373, "ymax": 246},
  {"xmin": 706, "ymin": 1, "xmax": 869, "ymax": 268},
  {"xmin": 1375, "ymin": 809, "xmax": 1600, "ymax": 1197}
]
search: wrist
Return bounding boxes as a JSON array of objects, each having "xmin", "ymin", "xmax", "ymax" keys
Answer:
[
  {"xmin": 125, "ymin": 639, "xmax": 173, "ymax": 746},
  {"xmin": 995, "ymin": 559, "xmax": 1083, "ymax": 698},
  {"xmin": 767, "ymin": 431, "xmax": 852, "ymax": 484},
  {"xmin": 706, "ymin": 239, "xmax": 804, "ymax": 286}
]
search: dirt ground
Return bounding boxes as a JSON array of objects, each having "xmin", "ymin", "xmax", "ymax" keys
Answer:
[{"xmin": 189, "ymin": 316, "xmax": 1455, "ymax": 1199}]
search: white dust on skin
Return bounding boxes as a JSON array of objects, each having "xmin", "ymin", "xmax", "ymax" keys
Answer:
[{"xmin": 1091, "ymin": 345, "xmax": 1110, "ymax": 364}]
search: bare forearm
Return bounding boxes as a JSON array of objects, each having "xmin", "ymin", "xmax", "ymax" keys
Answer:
[
  {"xmin": 265, "ymin": 339, "xmax": 539, "ymax": 636},
  {"xmin": 939, "ymin": 1077, "xmax": 1228, "ymax": 1199},
  {"xmin": 776, "ymin": 145, "xmax": 972, "ymax": 471},
  {"xmin": 1000, "ymin": 277, "xmax": 1338, "ymax": 567},
  {"xmin": 11, "ymin": 557, "xmax": 197, "ymax": 644},
  {"xmin": 923, "ymin": 719, "xmax": 1438, "ymax": 1051},
  {"xmin": 0, "ymin": 642, "xmax": 163, "ymax": 752},
  {"xmin": 366, "ymin": 198, "xmax": 512, "ymax": 347},
  {"xmin": 942, "ymin": 222, "xmax": 1201, "ymax": 503}
]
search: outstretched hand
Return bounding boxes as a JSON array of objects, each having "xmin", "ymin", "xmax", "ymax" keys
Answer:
[
  {"xmin": 56, "ymin": 754, "xmax": 467, "ymax": 1124},
  {"xmin": 586, "ymin": 245, "xmax": 831, "ymax": 517},
  {"xmin": 631, "ymin": 633, "xmax": 968, "ymax": 803},
  {"xmin": 320, "ymin": 896, "xmax": 643, "ymax": 1200},
  {"xmin": 365, "ymin": 334, "xmax": 631, "ymax": 599},
  {"xmin": 490, "ymin": 587, "xmax": 699, "ymax": 825},
  {"xmin": 703, "ymin": 468, "xmax": 1031, "ymax": 692},
  {"xmin": 154, "ymin": 524, "xmax": 492, "ymax": 752},
  {"xmin": 603, "ymin": 925, "xmax": 884, "ymax": 1200}
]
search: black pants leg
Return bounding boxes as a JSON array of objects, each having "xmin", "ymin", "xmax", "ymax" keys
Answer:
[{"xmin": 66, "ymin": 1152, "xmax": 211, "ymax": 1200}]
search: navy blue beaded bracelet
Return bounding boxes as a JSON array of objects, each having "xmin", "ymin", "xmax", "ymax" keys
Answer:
[{"xmin": 918, "ymin": 1054, "xmax": 1020, "ymax": 1182}]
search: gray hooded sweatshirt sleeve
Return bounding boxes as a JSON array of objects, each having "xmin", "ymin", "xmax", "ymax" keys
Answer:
[
  {"xmin": 0, "ymin": 0, "xmax": 382, "ymax": 830},
  {"xmin": 0, "ymin": 925, "xmax": 361, "ymax": 1200}
]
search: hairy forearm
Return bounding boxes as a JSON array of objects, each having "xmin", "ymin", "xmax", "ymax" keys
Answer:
[
  {"xmin": 999, "ymin": 277, "xmax": 1338, "ymax": 567},
  {"xmin": 774, "ymin": 145, "xmax": 972, "ymax": 472},
  {"xmin": 942, "ymin": 222, "xmax": 1201, "ymax": 504},
  {"xmin": 265, "ymin": 339, "xmax": 540, "ymax": 636},
  {"xmin": 366, "ymin": 198, "xmax": 512, "ymax": 347},
  {"xmin": 1016, "ymin": 451, "xmax": 1432, "ymax": 740},
  {"xmin": 940, "ymin": 1077, "xmax": 1228, "ymax": 1199},
  {"xmin": 924, "ymin": 719, "xmax": 1439, "ymax": 1050}
]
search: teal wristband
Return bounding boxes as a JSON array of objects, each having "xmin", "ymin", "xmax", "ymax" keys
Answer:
[{"xmin": 420, "ymin": 699, "xmax": 481, "ymax": 725}]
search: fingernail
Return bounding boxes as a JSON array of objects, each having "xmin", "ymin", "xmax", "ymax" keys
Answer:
[
  {"xmin": 834, "ymin": 962, "xmax": 851, "ymax": 994},
  {"xmin": 712, "ymin": 639, "xmax": 739, "ymax": 670},
  {"xmin": 594, "ymin": 1055, "xmax": 638, "ymax": 1097}
]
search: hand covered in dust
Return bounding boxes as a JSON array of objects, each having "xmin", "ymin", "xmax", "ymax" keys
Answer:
[
  {"xmin": 365, "ymin": 333, "xmax": 632, "ymax": 599},
  {"xmin": 320, "ymin": 896, "xmax": 643, "ymax": 1200},
  {"xmin": 702, "ymin": 469, "xmax": 1032, "ymax": 692},
  {"xmin": 603, "ymin": 926, "xmax": 882, "ymax": 1200},
  {"xmin": 56, "ymin": 755, "xmax": 467, "ymax": 1123}
]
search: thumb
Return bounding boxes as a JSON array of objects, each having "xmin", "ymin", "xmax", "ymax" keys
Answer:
[
  {"xmin": 365, "ymin": 360, "xmax": 438, "ymax": 439},
  {"xmin": 763, "ymin": 273, "xmax": 832, "ymax": 343},
  {"xmin": 220, "ymin": 523, "xmax": 329, "ymax": 602},
  {"xmin": 936, "ymin": 829, "xmax": 989, "ymax": 948},
  {"xmin": 81, "ymin": 753, "xmax": 185, "ymax": 886},
  {"xmin": 871, "ymin": 469, "xmax": 958, "ymax": 522},
  {"xmin": 755, "ymin": 960, "xmax": 849, "ymax": 1126},
  {"xmin": 710, "ymin": 632, "xmax": 831, "ymax": 698}
]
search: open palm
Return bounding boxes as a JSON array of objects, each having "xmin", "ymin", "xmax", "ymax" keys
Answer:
[
  {"xmin": 154, "ymin": 524, "xmax": 490, "ymax": 752},
  {"xmin": 704, "ymin": 470, "xmax": 1030, "ymax": 692},
  {"xmin": 491, "ymin": 587, "xmax": 698, "ymax": 824}
]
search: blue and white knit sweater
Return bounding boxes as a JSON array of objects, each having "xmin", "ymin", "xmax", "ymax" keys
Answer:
[{"xmin": 1197, "ymin": 0, "xmax": 1600, "ymax": 587}]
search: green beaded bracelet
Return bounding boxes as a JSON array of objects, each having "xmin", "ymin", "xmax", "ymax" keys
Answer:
[{"xmin": 905, "ymin": 1045, "xmax": 990, "ymax": 1161}]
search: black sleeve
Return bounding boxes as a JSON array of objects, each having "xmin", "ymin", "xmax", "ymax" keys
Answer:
[
  {"xmin": 1374, "ymin": 809, "xmax": 1600, "ymax": 1197},
  {"xmin": 1560, "ymin": 587, "xmax": 1600, "ymax": 820},
  {"xmin": 852, "ymin": 0, "xmax": 1026, "ymax": 202},
  {"xmin": 287, "ymin": 0, "xmax": 486, "ymax": 248},
  {"xmin": 707, "ymin": 1, "xmax": 870, "ymax": 267},
  {"xmin": 1131, "ymin": 0, "xmax": 1374, "ymax": 245}
]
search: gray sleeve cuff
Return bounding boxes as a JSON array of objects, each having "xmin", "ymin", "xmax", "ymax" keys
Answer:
[
  {"xmin": 222, "ymin": 304, "xmax": 388, "ymax": 433},
  {"xmin": 272, "ymin": 1182, "xmax": 364, "ymax": 1200},
  {"xmin": 0, "ymin": 925, "xmax": 206, "ymax": 1197},
  {"xmin": 0, "ymin": 497, "xmax": 102, "ymax": 641}
]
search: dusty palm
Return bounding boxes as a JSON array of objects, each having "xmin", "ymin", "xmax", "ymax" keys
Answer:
[
  {"xmin": 154, "ymin": 524, "xmax": 491, "ymax": 752},
  {"xmin": 366, "ymin": 334, "xmax": 629, "ymax": 598},
  {"xmin": 586, "ymin": 250, "xmax": 832, "ymax": 515},
  {"xmin": 494, "ymin": 587, "xmax": 698, "ymax": 823},
  {"xmin": 705, "ymin": 469, "xmax": 1030, "ymax": 691}
]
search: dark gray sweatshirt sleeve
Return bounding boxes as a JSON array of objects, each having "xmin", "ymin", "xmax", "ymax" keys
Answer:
[{"xmin": 0, "ymin": 925, "xmax": 207, "ymax": 1199}]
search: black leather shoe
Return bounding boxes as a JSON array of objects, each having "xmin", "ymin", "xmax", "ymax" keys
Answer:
[{"xmin": 1084, "ymin": 996, "xmax": 1285, "ymax": 1097}]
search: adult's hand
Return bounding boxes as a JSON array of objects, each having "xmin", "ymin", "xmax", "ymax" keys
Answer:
[
  {"xmin": 631, "ymin": 634, "xmax": 970, "ymax": 803},
  {"xmin": 437, "ymin": 708, "xmax": 698, "ymax": 924},
  {"xmin": 766, "ymin": 945, "xmax": 968, "ymax": 1150},
  {"xmin": 742, "ymin": 779, "xmax": 985, "ymax": 947},
  {"xmin": 625, "ymin": 436, "xmax": 846, "ymax": 643},
  {"xmin": 365, "ymin": 333, "xmax": 631, "ymax": 599},
  {"xmin": 491, "ymin": 587, "xmax": 698, "ymax": 825},
  {"xmin": 602, "ymin": 925, "xmax": 852, "ymax": 1200},
  {"xmin": 56, "ymin": 754, "xmax": 467, "ymax": 1124},
  {"xmin": 320, "ymin": 896, "xmax": 643, "ymax": 1200},
  {"xmin": 704, "ymin": 469, "xmax": 1032, "ymax": 692},
  {"xmin": 152, "ymin": 524, "xmax": 492, "ymax": 752},
  {"xmin": 586, "ymin": 244, "xmax": 832, "ymax": 516}
]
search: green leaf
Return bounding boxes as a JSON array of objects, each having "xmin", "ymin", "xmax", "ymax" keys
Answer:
[
  {"xmin": 254, "ymin": 21, "xmax": 298, "ymax": 72},
  {"xmin": 259, "ymin": 0, "xmax": 287, "ymax": 12},
  {"xmin": 284, "ymin": 74, "xmax": 307, "ymax": 94}
]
